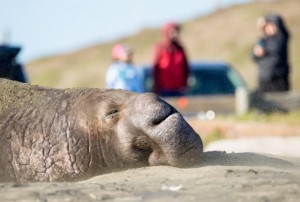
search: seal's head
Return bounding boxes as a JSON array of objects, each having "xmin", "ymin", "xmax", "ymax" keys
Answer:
[{"xmin": 83, "ymin": 90, "xmax": 203, "ymax": 169}]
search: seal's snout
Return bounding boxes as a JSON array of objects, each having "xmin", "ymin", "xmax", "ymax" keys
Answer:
[
  {"xmin": 127, "ymin": 92, "xmax": 203, "ymax": 167},
  {"xmin": 132, "ymin": 93, "xmax": 174, "ymax": 127},
  {"xmin": 151, "ymin": 103, "xmax": 174, "ymax": 126}
]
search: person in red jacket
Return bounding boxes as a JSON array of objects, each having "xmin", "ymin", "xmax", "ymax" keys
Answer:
[{"xmin": 152, "ymin": 22, "xmax": 189, "ymax": 97}]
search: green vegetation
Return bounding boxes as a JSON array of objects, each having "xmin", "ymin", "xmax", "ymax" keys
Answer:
[
  {"xmin": 219, "ymin": 109, "xmax": 300, "ymax": 125},
  {"xmin": 26, "ymin": 0, "xmax": 300, "ymax": 91}
]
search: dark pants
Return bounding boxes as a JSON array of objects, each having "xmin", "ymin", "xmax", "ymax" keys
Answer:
[
  {"xmin": 259, "ymin": 76, "xmax": 289, "ymax": 93},
  {"xmin": 158, "ymin": 90, "xmax": 184, "ymax": 97}
]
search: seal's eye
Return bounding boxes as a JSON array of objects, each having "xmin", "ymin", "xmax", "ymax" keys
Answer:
[{"xmin": 103, "ymin": 109, "xmax": 119, "ymax": 122}]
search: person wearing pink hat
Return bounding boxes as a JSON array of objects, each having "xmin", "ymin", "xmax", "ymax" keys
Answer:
[{"xmin": 105, "ymin": 44, "xmax": 144, "ymax": 93}]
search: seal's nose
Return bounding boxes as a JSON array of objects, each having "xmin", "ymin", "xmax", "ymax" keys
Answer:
[{"xmin": 130, "ymin": 93, "xmax": 174, "ymax": 127}]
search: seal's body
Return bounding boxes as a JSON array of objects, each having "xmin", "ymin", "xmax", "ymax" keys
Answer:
[{"xmin": 0, "ymin": 79, "xmax": 203, "ymax": 183}]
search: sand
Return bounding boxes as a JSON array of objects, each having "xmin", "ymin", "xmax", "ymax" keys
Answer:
[
  {"xmin": 1, "ymin": 150, "xmax": 299, "ymax": 202},
  {"xmin": 205, "ymin": 136, "xmax": 300, "ymax": 158}
]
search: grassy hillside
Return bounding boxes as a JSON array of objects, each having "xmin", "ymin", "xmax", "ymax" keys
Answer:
[{"xmin": 26, "ymin": 0, "xmax": 300, "ymax": 91}]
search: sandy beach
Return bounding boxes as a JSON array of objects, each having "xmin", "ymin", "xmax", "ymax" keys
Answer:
[
  {"xmin": 1, "ymin": 149, "xmax": 299, "ymax": 202},
  {"xmin": 205, "ymin": 136, "xmax": 300, "ymax": 158}
]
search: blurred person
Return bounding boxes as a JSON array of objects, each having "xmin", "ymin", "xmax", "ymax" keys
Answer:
[
  {"xmin": 0, "ymin": 45, "xmax": 28, "ymax": 83},
  {"xmin": 152, "ymin": 22, "xmax": 189, "ymax": 97},
  {"xmin": 252, "ymin": 14, "xmax": 290, "ymax": 93},
  {"xmin": 105, "ymin": 44, "xmax": 144, "ymax": 93}
]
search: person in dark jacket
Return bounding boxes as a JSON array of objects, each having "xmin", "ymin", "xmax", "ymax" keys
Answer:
[
  {"xmin": 152, "ymin": 22, "xmax": 189, "ymax": 97},
  {"xmin": 0, "ymin": 45, "xmax": 27, "ymax": 83},
  {"xmin": 252, "ymin": 14, "xmax": 290, "ymax": 93}
]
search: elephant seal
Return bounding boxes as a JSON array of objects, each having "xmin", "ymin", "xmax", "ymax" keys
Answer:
[{"xmin": 0, "ymin": 79, "xmax": 203, "ymax": 183}]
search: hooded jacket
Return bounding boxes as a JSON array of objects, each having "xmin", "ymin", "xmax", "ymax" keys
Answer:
[
  {"xmin": 252, "ymin": 14, "xmax": 290, "ymax": 82},
  {"xmin": 152, "ymin": 23, "xmax": 189, "ymax": 93}
]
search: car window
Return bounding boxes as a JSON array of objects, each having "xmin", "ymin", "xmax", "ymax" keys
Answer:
[
  {"xmin": 187, "ymin": 69, "xmax": 235, "ymax": 95},
  {"xmin": 143, "ymin": 68, "xmax": 153, "ymax": 92},
  {"xmin": 226, "ymin": 68, "xmax": 246, "ymax": 89}
]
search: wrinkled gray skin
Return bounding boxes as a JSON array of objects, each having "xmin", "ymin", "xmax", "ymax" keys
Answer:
[{"xmin": 0, "ymin": 79, "xmax": 203, "ymax": 183}]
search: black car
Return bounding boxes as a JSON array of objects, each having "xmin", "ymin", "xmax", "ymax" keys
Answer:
[{"xmin": 139, "ymin": 61, "xmax": 247, "ymax": 115}]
